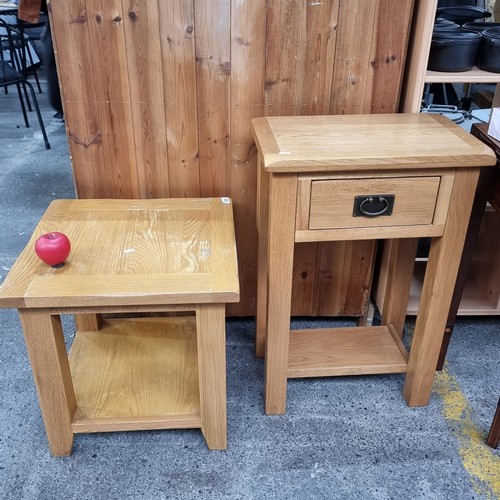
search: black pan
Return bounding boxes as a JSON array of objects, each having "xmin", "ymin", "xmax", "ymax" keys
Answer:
[{"xmin": 436, "ymin": 6, "xmax": 492, "ymax": 24}]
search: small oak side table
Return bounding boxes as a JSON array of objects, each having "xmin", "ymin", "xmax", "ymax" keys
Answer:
[
  {"xmin": 0, "ymin": 198, "xmax": 239, "ymax": 455},
  {"xmin": 252, "ymin": 113, "xmax": 495, "ymax": 415}
]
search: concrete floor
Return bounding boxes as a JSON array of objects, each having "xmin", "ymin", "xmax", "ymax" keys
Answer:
[{"xmin": 0, "ymin": 77, "xmax": 499, "ymax": 500}]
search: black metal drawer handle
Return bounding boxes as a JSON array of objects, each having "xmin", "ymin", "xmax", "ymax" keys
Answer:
[{"xmin": 353, "ymin": 195, "xmax": 395, "ymax": 217}]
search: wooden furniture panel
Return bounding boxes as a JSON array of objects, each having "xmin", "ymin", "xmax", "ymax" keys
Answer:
[
  {"xmin": 288, "ymin": 325, "xmax": 409, "ymax": 378},
  {"xmin": 0, "ymin": 198, "xmax": 239, "ymax": 454},
  {"xmin": 308, "ymin": 176, "xmax": 440, "ymax": 229},
  {"xmin": 69, "ymin": 317, "xmax": 200, "ymax": 429},
  {"xmin": 49, "ymin": 0, "xmax": 415, "ymax": 316},
  {"xmin": 253, "ymin": 113, "xmax": 495, "ymax": 415}
]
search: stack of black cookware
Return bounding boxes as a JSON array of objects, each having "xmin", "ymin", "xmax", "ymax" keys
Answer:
[{"xmin": 428, "ymin": 4, "xmax": 500, "ymax": 72}]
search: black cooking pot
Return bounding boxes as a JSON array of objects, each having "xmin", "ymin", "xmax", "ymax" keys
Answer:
[
  {"xmin": 436, "ymin": 6, "xmax": 492, "ymax": 25},
  {"xmin": 477, "ymin": 27, "xmax": 500, "ymax": 72},
  {"xmin": 434, "ymin": 18, "xmax": 462, "ymax": 33},
  {"xmin": 428, "ymin": 31, "xmax": 482, "ymax": 71},
  {"xmin": 462, "ymin": 21, "xmax": 500, "ymax": 33},
  {"xmin": 438, "ymin": 0, "xmax": 475, "ymax": 6}
]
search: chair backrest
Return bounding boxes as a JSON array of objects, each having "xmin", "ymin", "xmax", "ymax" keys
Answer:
[
  {"xmin": 0, "ymin": 19, "xmax": 23, "ymax": 86},
  {"xmin": 0, "ymin": 15, "xmax": 33, "ymax": 75},
  {"xmin": 0, "ymin": 18, "xmax": 21, "ymax": 69}
]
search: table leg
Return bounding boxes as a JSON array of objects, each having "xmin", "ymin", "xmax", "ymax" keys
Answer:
[
  {"xmin": 265, "ymin": 174, "xmax": 297, "ymax": 415},
  {"xmin": 74, "ymin": 313, "xmax": 102, "ymax": 331},
  {"xmin": 381, "ymin": 238, "xmax": 419, "ymax": 336},
  {"xmin": 256, "ymin": 158, "xmax": 270, "ymax": 358},
  {"xmin": 438, "ymin": 186, "xmax": 487, "ymax": 370},
  {"xmin": 196, "ymin": 303, "xmax": 227, "ymax": 450},
  {"xmin": 403, "ymin": 168, "xmax": 480, "ymax": 406},
  {"xmin": 486, "ymin": 397, "xmax": 500, "ymax": 449},
  {"xmin": 18, "ymin": 309, "xmax": 76, "ymax": 456}
]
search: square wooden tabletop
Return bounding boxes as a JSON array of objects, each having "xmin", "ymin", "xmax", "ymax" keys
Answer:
[
  {"xmin": 251, "ymin": 113, "xmax": 497, "ymax": 173},
  {"xmin": 0, "ymin": 198, "xmax": 240, "ymax": 308}
]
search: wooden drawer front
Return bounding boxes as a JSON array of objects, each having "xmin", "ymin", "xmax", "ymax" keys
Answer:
[{"xmin": 309, "ymin": 177, "xmax": 441, "ymax": 230}]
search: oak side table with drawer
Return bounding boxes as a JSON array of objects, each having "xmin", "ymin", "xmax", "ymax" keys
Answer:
[
  {"xmin": 0, "ymin": 198, "xmax": 239, "ymax": 455},
  {"xmin": 251, "ymin": 113, "xmax": 496, "ymax": 415}
]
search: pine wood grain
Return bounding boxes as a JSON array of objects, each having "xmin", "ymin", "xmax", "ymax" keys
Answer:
[
  {"xmin": 49, "ymin": 0, "xmax": 107, "ymax": 198},
  {"xmin": 370, "ymin": 0, "xmax": 415, "ymax": 114},
  {"xmin": 124, "ymin": 0, "xmax": 170, "ymax": 198},
  {"xmin": 331, "ymin": 0, "xmax": 377, "ymax": 114},
  {"xmin": 86, "ymin": 0, "xmax": 139, "ymax": 198},
  {"xmin": 194, "ymin": 0, "xmax": 231, "ymax": 197},
  {"xmin": 159, "ymin": 0, "xmax": 200, "ymax": 198}
]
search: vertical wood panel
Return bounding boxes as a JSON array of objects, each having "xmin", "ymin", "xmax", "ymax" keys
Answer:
[
  {"xmin": 318, "ymin": 240, "xmax": 377, "ymax": 316},
  {"xmin": 49, "ymin": 0, "xmax": 106, "ymax": 198},
  {"xmin": 330, "ymin": 0, "xmax": 378, "ymax": 115},
  {"xmin": 228, "ymin": 0, "xmax": 266, "ymax": 314},
  {"xmin": 194, "ymin": 0, "xmax": 231, "ymax": 197},
  {"xmin": 291, "ymin": 243, "xmax": 317, "ymax": 316},
  {"xmin": 124, "ymin": 0, "xmax": 170, "ymax": 198},
  {"xmin": 300, "ymin": 0, "xmax": 338, "ymax": 115},
  {"xmin": 370, "ymin": 0, "xmax": 415, "ymax": 113},
  {"xmin": 159, "ymin": 0, "xmax": 200, "ymax": 197},
  {"xmin": 266, "ymin": 0, "xmax": 337, "ymax": 114},
  {"xmin": 86, "ymin": 0, "xmax": 139, "ymax": 198},
  {"xmin": 265, "ymin": 0, "xmax": 306, "ymax": 115}
]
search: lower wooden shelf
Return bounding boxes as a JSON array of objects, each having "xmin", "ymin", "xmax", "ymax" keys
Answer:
[
  {"xmin": 69, "ymin": 317, "xmax": 201, "ymax": 433},
  {"xmin": 287, "ymin": 325, "xmax": 409, "ymax": 378}
]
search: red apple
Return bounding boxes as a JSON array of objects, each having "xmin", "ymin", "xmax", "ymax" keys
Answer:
[{"xmin": 34, "ymin": 232, "xmax": 71, "ymax": 268}]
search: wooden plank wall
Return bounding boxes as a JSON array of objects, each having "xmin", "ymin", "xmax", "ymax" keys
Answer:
[{"xmin": 48, "ymin": 0, "xmax": 414, "ymax": 316}]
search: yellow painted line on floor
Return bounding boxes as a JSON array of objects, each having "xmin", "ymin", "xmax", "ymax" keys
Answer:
[{"xmin": 433, "ymin": 365, "xmax": 500, "ymax": 499}]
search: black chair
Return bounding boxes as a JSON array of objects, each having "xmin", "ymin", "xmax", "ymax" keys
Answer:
[
  {"xmin": 0, "ymin": 18, "xmax": 50, "ymax": 150},
  {"xmin": 0, "ymin": 11, "xmax": 43, "ymax": 96}
]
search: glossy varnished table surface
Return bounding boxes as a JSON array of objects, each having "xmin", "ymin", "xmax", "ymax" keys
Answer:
[
  {"xmin": 0, "ymin": 198, "xmax": 239, "ymax": 308},
  {"xmin": 252, "ymin": 113, "xmax": 496, "ymax": 415},
  {"xmin": 0, "ymin": 198, "xmax": 239, "ymax": 455}
]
